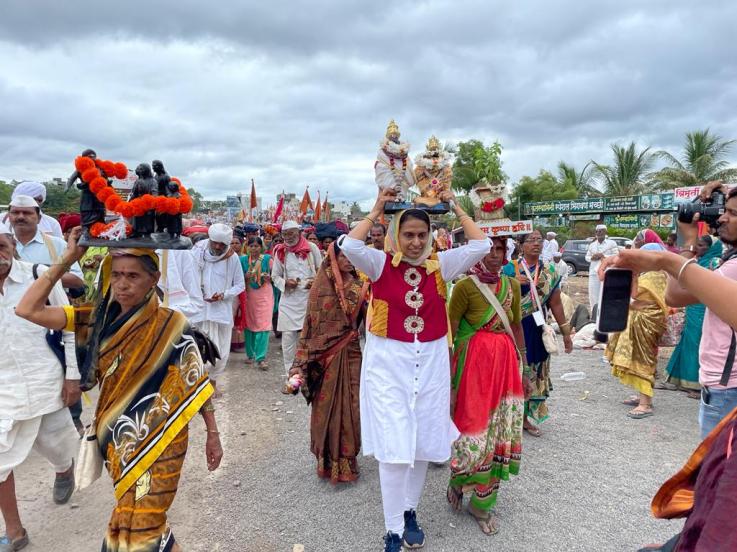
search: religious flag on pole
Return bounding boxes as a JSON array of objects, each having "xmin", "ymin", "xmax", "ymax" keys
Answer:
[
  {"xmin": 299, "ymin": 187, "xmax": 313, "ymax": 217},
  {"xmin": 323, "ymin": 192, "xmax": 330, "ymax": 221},
  {"xmin": 249, "ymin": 179, "xmax": 257, "ymax": 222},
  {"xmin": 314, "ymin": 190, "xmax": 321, "ymax": 222},
  {"xmin": 273, "ymin": 194, "xmax": 284, "ymax": 223}
]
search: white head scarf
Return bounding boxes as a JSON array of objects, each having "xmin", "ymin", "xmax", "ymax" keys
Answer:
[
  {"xmin": 208, "ymin": 223, "xmax": 233, "ymax": 245},
  {"xmin": 13, "ymin": 182, "xmax": 46, "ymax": 202}
]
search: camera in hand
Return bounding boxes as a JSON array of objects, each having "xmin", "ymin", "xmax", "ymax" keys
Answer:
[{"xmin": 677, "ymin": 190, "xmax": 726, "ymax": 226}]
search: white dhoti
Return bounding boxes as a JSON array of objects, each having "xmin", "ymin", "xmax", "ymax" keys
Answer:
[
  {"xmin": 0, "ymin": 409, "xmax": 78, "ymax": 482},
  {"xmin": 197, "ymin": 320, "xmax": 233, "ymax": 381},
  {"xmin": 588, "ymin": 272, "xmax": 602, "ymax": 313}
]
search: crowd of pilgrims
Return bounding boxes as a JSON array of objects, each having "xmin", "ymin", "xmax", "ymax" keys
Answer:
[{"xmin": 2, "ymin": 181, "xmax": 735, "ymax": 552}]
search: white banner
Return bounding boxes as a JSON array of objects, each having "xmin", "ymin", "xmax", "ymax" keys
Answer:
[{"xmin": 478, "ymin": 219, "xmax": 533, "ymax": 236}]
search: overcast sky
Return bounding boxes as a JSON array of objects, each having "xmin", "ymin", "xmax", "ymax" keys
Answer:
[{"xmin": 1, "ymin": 1, "xmax": 736, "ymax": 206}]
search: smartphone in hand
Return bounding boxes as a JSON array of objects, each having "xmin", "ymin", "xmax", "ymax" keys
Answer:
[{"xmin": 596, "ymin": 268, "xmax": 632, "ymax": 334}]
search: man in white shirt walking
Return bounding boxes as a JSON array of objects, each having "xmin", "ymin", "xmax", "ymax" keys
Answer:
[
  {"xmin": 157, "ymin": 249, "xmax": 205, "ymax": 321},
  {"xmin": 271, "ymin": 221, "xmax": 322, "ymax": 375},
  {"xmin": 585, "ymin": 224, "xmax": 619, "ymax": 312},
  {"xmin": 0, "ymin": 222, "xmax": 80, "ymax": 551},
  {"xmin": 191, "ymin": 223, "xmax": 246, "ymax": 392}
]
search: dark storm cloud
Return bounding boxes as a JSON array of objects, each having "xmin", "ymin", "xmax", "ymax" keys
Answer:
[{"xmin": 1, "ymin": 0, "xmax": 736, "ymax": 204}]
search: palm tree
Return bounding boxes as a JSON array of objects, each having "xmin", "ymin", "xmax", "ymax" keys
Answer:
[
  {"xmin": 557, "ymin": 161, "xmax": 601, "ymax": 197},
  {"xmin": 592, "ymin": 142, "xmax": 656, "ymax": 196},
  {"xmin": 652, "ymin": 129, "xmax": 737, "ymax": 188}
]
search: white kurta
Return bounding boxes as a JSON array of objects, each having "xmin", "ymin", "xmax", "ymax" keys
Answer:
[
  {"xmin": 0, "ymin": 260, "xmax": 79, "ymax": 422},
  {"xmin": 157, "ymin": 249, "xmax": 205, "ymax": 321},
  {"xmin": 339, "ymin": 235, "xmax": 489, "ymax": 464},
  {"xmin": 585, "ymin": 238, "xmax": 619, "ymax": 311},
  {"xmin": 271, "ymin": 242, "xmax": 323, "ymax": 332},
  {"xmin": 189, "ymin": 242, "xmax": 245, "ymax": 326}
]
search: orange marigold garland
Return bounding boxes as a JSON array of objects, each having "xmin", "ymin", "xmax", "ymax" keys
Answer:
[
  {"xmin": 89, "ymin": 221, "xmax": 133, "ymax": 238},
  {"xmin": 73, "ymin": 155, "xmax": 195, "ymax": 222}
]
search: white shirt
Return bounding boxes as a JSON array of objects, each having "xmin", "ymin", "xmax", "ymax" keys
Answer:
[
  {"xmin": 585, "ymin": 238, "xmax": 619, "ymax": 274},
  {"xmin": 157, "ymin": 249, "xmax": 204, "ymax": 321},
  {"xmin": 271, "ymin": 242, "xmax": 323, "ymax": 332},
  {"xmin": 340, "ymin": 236, "xmax": 489, "ymax": 463},
  {"xmin": 14, "ymin": 229, "xmax": 84, "ymax": 281},
  {"xmin": 190, "ymin": 242, "xmax": 245, "ymax": 326},
  {"xmin": 0, "ymin": 261, "xmax": 79, "ymax": 421},
  {"xmin": 542, "ymin": 238, "xmax": 559, "ymax": 263},
  {"xmin": 554, "ymin": 259, "xmax": 568, "ymax": 283}
]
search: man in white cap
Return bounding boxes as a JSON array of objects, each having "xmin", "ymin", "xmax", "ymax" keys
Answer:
[
  {"xmin": 7, "ymin": 195, "xmax": 83, "ymax": 290},
  {"xmin": 271, "ymin": 220, "xmax": 322, "ymax": 375},
  {"xmin": 585, "ymin": 224, "xmax": 619, "ymax": 312},
  {"xmin": 0, "ymin": 221, "xmax": 80, "ymax": 551},
  {"xmin": 191, "ymin": 223, "xmax": 245, "ymax": 391},
  {"xmin": 10, "ymin": 182, "xmax": 63, "ymax": 238},
  {"xmin": 541, "ymin": 231, "xmax": 559, "ymax": 263}
]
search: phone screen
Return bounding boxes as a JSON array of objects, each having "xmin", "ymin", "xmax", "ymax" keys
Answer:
[{"xmin": 596, "ymin": 269, "xmax": 633, "ymax": 334}]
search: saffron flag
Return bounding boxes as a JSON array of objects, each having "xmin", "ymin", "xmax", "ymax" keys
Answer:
[
  {"xmin": 250, "ymin": 179, "xmax": 257, "ymax": 210},
  {"xmin": 314, "ymin": 190, "xmax": 321, "ymax": 222},
  {"xmin": 273, "ymin": 195, "xmax": 284, "ymax": 222},
  {"xmin": 323, "ymin": 192, "xmax": 330, "ymax": 221},
  {"xmin": 300, "ymin": 187, "xmax": 313, "ymax": 216}
]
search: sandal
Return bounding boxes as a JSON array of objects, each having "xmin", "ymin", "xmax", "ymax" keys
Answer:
[
  {"xmin": 446, "ymin": 485, "xmax": 463, "ymax": 512},
  {"xmin": 523, "ymin": 424, "xmax": 542, "ymax": 437},
  {"xmin": 0, "ymin": 529, "xmax": 29, "ymax": 551},
  {"xmin": 686, "ymin": 390, "xmax": 700, "ymax": 400},
  {"xmin": 467, "ymin": 507, "xmax": 499, "ymax": 536},
  {"xmin": 622, "ymin": 396, "xmax": 640, "ymax": 406},
  {"xmin": 627, "ymin": 407, "xmax": 654, "ymax": 419}
]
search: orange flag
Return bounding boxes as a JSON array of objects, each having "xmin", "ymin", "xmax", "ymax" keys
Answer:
[
  {"xmin": 250, "ymin": 179, "xmax": 257, "ymax": 210},
  {"xmin": 314, "ymin": 190, "xmax": 321, "ymax": 222},
  {"xmin": 299, "ymin": 187, "xmax": 313, "ymax": 216},
  {"xmin": 323, "ymin": 192, "xmax": 330, "ymax": 221}
]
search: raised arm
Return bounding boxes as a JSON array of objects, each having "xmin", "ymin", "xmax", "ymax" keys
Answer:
[{"xmin": 16, "ymin": 227, "xmax": 87, "ymax": 331}]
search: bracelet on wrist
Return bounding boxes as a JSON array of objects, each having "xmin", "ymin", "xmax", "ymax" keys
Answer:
[
  {"xmin": 677, "ymin": 257, "xmax": 697, "ymax": 282},
  {"xmin": 206, "ymin": 429, "xmax": 220, "ymax": 434},
  {"xmin": 364, "ymin": 215, "xmax": 376, "ymax": 225}
]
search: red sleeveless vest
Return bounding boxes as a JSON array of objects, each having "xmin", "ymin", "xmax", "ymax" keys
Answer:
[{"xmin": 369, "ymin": 253, "xmax": 448, "ymax": 343}]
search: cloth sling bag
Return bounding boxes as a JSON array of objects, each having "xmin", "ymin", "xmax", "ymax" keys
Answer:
[{"xmin": 519, "ymin": 261, "xmax": 559, "ymax": 355}]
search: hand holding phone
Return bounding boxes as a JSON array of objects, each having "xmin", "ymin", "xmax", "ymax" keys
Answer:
[{"xmin": 596, "ymin": 268, "xmax": 633, "ymax": 334}]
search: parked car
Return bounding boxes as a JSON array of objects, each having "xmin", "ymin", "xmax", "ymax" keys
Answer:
[{"xmin": 560, "ymin": 239, "xmax": 591, "ymax": 275}]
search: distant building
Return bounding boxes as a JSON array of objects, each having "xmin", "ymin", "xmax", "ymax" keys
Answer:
[{"xmin": 332, "ymin": 200, "xmax": 352, "ymax": 218}]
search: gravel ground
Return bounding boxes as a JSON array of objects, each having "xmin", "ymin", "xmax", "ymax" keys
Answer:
[{"xmin": 7, "ymin": 333, "xmax": 699, "ymax": 552}]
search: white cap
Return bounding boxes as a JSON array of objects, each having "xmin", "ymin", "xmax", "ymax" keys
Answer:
[
  {"xmin": 208, "ymin": 223, "xmax": 233, "ymax": 245},
  {"xmin": 0, "ymin": 220, "xmax": 12, "ymax": 235},
  {"xmin": 546, "ymin": 231, "xmax": 557, "ymax": 237},
  {"xmin": 282, "ymin": 220, "xmax": 300, "ymax": 231},
  {"xmin": 12, "ymin": 181, "xmax": 46, "ymax": 202},
  {"xmin": 9, "ymin": 195, "xmax": 39, "ymax": 209},
  {"xmin": 595, "ymin": 224, "xmax": 607, "ymax": 231}
]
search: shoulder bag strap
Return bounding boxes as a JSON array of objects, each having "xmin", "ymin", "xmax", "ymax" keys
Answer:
[
  {"xmin": 520, "ymin": 261, "xmax": 545, "ymax": 317},
  {"xmin": 720, "ymin": 330, "xmax": 737, "ymax": 387},
  {"xmin": 41, "ymin": 233, "xmax": 60, "ymax": 264},
  {"xmin": 470, "ymin": 275, "xmax": 514, "ymax": 341}
]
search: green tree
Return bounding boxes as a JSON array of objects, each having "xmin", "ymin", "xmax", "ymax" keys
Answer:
[
  {"xmin": 0, "ymin": 181, "xmax": 12, "ymax": 205},
  {"xmin": 187, "ymin": 188, "xmax": 204, "ymax": 212},
  {"xmin": 592, "ymin": 142, "xmax": 655, "ymax": 196},
  {"xmin": 507, "ymin": 170, "xmax": 578, "ymax": 217},
  {"xmin": 350, "ymin": 201, "xmax": 363, "ymax": 218},
  {"xmin": 451, "ymin": 139, "xmax": 507, "ymax": 193},
  {"xmin": 557, "ymin": 161, "xmax": 600, "ymax": 197},
  {"xmin": 43, "ymin": 181, "xmax": 81, "ymax": 214},
  {"xmin": 652, "ymin": 129, "xmax": 737, "ymax": 188}
]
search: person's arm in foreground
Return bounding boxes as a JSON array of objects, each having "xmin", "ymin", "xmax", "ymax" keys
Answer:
[
  {"xmin": 437, "ymin": 190, "xmax": 490, "ymax": 281},
  {"xmin": 16, "ymin": 227, "xmax": 86, "ymax": 330},
  {"xmin": 600, "ymin": 249, "xmax": 737, "ymax": 331},
  {"xmin": 341, "ymin": 189, "xmax": 394, "ymax": 281},
  {"xmin": 548, "ymin": 288, "xmax": 573, "ymax": 353}
]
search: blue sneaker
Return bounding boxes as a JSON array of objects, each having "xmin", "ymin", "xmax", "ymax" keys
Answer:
[
  {"xmin": 402, "ymin": 509, "xmax": 425, "ymax": 549},
  {"xmin": 383, "ymin": 531, "xmax": 402, "ymax": 552}
]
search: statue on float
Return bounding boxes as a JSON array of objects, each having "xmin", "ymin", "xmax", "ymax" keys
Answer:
[
  {"xmin": 375, "ymin": 119, "xmax": 415, "ymax": 213},
  {"xmin": 68, "ymin": 151, "xmax": 194, "ymax": 249},
  {"xmin": 413, "ymin": 135, "xmax": 452, "ymax": 211}
]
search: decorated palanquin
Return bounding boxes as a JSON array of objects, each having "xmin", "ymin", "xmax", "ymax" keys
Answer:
[{"xmin": 368, "ymin": 253, "xmax": 448, "ymax": 343}]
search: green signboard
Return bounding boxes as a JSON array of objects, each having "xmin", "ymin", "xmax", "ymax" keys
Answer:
[{"xmin": 524, "ymin": 192, "xmax": 674, "ymax": 216}]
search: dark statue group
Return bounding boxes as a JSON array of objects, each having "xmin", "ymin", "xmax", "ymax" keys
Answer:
[{"xmin": 66, "ymin": 150, "xmax": 189, "ymax": 249}]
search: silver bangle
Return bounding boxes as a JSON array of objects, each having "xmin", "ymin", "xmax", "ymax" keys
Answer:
[{"xmin": 677, "ymin": 257, "xmax": 697, "ymax": 283}]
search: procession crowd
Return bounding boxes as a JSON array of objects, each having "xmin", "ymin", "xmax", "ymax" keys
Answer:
[{"xmin": 1, "ymin": 180, "xmax": 737, "ymax": 552}]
